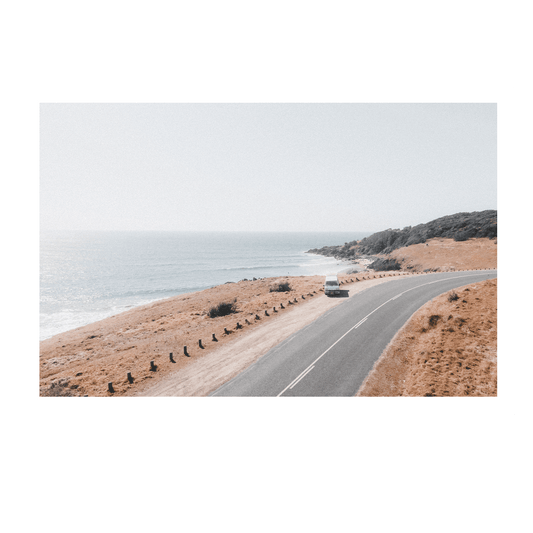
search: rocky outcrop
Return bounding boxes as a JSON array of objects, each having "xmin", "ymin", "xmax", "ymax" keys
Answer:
[{"xmin": 307, "ymin": 210, "xmax": 497, "ymax": 260}]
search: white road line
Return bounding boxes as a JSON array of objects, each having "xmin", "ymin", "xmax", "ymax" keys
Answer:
[
  {"xmin": 277, "ymin": 272, "xmax": 490, "ymax": 396},
  {"xmin": 290, "ymin": 365, "xmax": 315, "ymax": 389},
  {"xmin": 277, "ymin": 315, "xmax": 370, "ymax": 396},
  {"xmin": 288, "ymin": 364, "xmax": 315, "ymax": 389}
]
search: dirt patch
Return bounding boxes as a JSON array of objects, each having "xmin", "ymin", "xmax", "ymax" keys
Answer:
[
  {"xmin": 389, "ymin": 237, "xmax": 497, "ymax": 272},
  {"xmin": 40, "ymin": 272, "xmax": 405, "ymax": 397},
  {"xmin": 357, "ymin": 278, "xmax": 497, "ymax": 397}
]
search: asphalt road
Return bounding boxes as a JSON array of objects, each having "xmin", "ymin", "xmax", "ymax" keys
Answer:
[{"xmin": 211, "ymin": 270, "xmax": 497, "ymax": 397}]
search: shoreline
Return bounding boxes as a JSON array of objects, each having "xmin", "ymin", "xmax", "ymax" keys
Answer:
[
  {"xmin": 40, "ymin": 271, "xmax": 407, "ymax": 396},
  {"xmin": 40, "ymin": 252, "xmax": 354, "ymax": 342},
  {"xmin": 40, "ymin": 237, "xmax": 497, "ymax": 397}
]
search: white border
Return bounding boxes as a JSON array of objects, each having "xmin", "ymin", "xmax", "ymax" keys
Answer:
[{"xmin": 18, "ymin": 84, "xmax": 516, "ymax": 416}]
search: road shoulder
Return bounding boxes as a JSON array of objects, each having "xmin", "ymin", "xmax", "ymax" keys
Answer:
[
  {"xmin": 136, "ymin": 277, "xmax": 397, "ymax": 396},
  {"xmin": 356, "ymin": 278, "xmax": 497, "ymax": 396}
]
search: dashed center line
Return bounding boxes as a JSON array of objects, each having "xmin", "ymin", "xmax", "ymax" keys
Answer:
[{"xmin": 277, "ymin": 273, "xmax": 487, "ymax": 396}]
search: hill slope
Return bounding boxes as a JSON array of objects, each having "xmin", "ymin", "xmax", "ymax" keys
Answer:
[{"xmin": 307, "ymin": 210, "xmax": 497, "ymax": 260}]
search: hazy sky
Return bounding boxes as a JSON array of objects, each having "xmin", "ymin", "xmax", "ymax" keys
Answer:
[{"xmin": 40, "ymin": 103, "xmax": 496, "ymax": 232}]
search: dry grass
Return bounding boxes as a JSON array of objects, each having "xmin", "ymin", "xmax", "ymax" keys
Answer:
[
  {"xmin": 389, "ymin": 237, "xmax": 497, "ymax": 272},
  {"xmin": 357, "ymin": 278, "xmax": 497, "ymax": 396},
  {"xmin": 40, "ymin": 272, "xmax": 402, "ymax": 397}
]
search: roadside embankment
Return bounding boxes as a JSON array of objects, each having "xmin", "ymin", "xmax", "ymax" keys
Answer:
[
  {"xmin": 388, "ymin": 237, "xmax": 497, "ymax": 272},
  {"xmin": 357, "ymin": 278, "xmax": 497, "ymax": 397},
  {"xmin": 40, "ymin": 271, "xmax": 406, "ymax": 397}
]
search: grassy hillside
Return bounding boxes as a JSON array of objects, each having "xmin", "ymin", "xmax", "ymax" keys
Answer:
[{"xmin": 307, "ymin": 210, "xmax": 497, "ymax": 261}]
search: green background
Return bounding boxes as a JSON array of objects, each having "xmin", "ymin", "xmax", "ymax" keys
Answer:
[{"xmin": 0, "ymin": 0, "xmax": 531, "ymax": 531}]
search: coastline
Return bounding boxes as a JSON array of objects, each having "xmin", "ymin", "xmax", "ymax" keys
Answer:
[
  {"xmin": 40, "ymin": 237, "xmax": 497, "ymax": 397},
  {"xmin": 40, "ymin": 271, "xmax": 404, "ymax": 396},
  {"xmin": 40, "ymin": 249, "xmax": 354, "ymax": 342}
]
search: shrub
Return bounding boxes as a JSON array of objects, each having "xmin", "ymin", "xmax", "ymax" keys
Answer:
[
  {"xmin": 270, "ymin": 281, "xmax": 292, "ymax": 292},
  {"xmin": 368, "ymin": 258, "xmax": 402, "ymax": 271},
  {"xmin": 454, "ymin": 228, "xmax": 477, "ymax": 241},
  {"xmin": 208, "ymin": 300, "xmax": 237, "ymax": 318},
  {"xmin": 41, "ymin": 378, "xmax": 76, "ymax": 397},
  {"xmin": 428, "ymin": 315, "xmax": 441, "ymax": 327},
  {"xmin": 309, "ymin": 210, "xmax": 497, "ymax": 256},
  {"xmin": 447, "ymin": 290, "xmax": 459, "ymax": 302}
]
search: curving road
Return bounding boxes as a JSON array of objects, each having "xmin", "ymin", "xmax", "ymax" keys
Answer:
[{"xmin": 211, "ymin": 270, "xmax": 497, "ymax": 396}]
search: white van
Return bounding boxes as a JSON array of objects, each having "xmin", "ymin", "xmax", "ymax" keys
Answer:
[{"xmin": 324, "ymin": 274, "xmax": 340, "ymax": 296}]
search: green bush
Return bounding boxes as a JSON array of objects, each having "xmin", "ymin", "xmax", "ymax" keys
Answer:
[{"xmin": 208, "ymin": 300, "xmax": 237, "ymax": 318}]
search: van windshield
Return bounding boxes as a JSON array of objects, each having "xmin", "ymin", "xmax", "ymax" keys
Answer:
[{"xmin": 325, "ymin": 280, "xmax": 338, "ymax": 286}]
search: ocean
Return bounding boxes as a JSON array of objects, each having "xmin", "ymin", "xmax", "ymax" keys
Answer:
[{"xmin": 40, "ymin": 231, "xmax": 369, "ymax": 340}]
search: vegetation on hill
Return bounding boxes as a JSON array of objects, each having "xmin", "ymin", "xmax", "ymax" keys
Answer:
[
  {"xmin": 269, "ymin": 281, "xmax": 292, "ymax": 292},
  {"xmin": 366, "ymin": 258, "xmax": 402, "ymax": 271},
  {"xmin": 208, "ymin": 300, "xmax": 238, "ymax": 318},
  {"xmin": 307, "ymin": 210, "xmax": 497, "ymax": 260}
]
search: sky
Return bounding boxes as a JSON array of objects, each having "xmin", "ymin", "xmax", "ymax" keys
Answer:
[{"xmin": 40, "ymin": 103, "xmax": 496, "ymax": 233}]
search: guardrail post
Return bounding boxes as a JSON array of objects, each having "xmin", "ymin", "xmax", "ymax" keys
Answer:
[
  {"xmin": 169, "ymin": 353, "xmax": 175, "ymax": 363},
  {"xmin": 150, "ymin": 360, "xmax": 157, "ymax": 371},
  {"xmin": 108, "ymin": 382, "xmax": 115, "ymax": 393}
]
